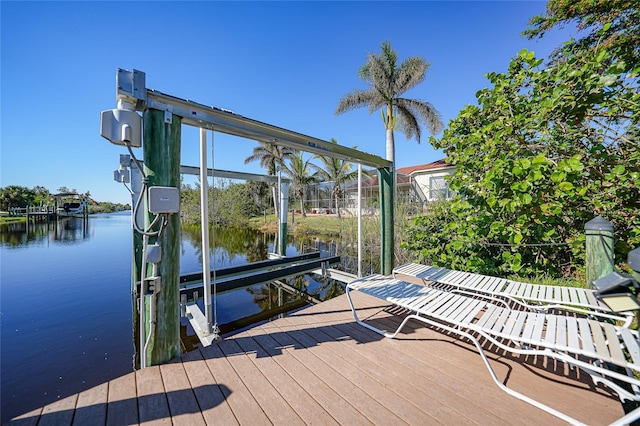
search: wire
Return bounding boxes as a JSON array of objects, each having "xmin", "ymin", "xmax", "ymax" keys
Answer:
[{"xmin": 126, "ymin": 143, "xmax": 146, "ymax": 179}]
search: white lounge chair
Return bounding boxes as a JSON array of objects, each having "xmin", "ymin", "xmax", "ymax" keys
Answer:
[
  {"xmin": 346, "ymin": 274, "xmax": 640, "ymax": 425},
  {"xmin": 393, "ymin": 263, "xmax": 633, "ymax": 325}
]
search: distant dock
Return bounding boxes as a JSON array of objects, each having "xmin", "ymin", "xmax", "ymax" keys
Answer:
[{"xmin": 8, "ymin": 206, "xmax": 58, "ymax": 222}]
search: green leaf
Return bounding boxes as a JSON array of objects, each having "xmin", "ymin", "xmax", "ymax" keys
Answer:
[
  {"xmin": 558, "ymin": 181, "xmax": 574, "ymax": 192},
  {"xmin": 612, "ymin": 165, "xmax": 626, "ymax": 175},
  {"xmin": 513, "ymin": 233, "xmax": 523, "ymax": 244},
  {"xmin": 513, "ymin": 165, "xmax": 523, "ymax": 176},
  {"xmin": 599, "ymin": 74, "xmax": 617, "ymax": 86},
  {"xmin": 520, "ymin": 193, "xmax": 532, "ymax": 205},
  {"xmin": 551, "ymin": 171, "xmax": 566, "ymax": 183},
  {"xmin": 490, "ymin": 221, "xmax": 505, "ymax": 233}
]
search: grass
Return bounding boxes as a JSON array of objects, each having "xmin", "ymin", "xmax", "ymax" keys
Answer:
[
  {"xmin": 248, "ymin": 212, "xmax": 351, "ymax": 238},
  {"xmin": 0, "ymin": 215, "xmax": 25, "ymax": 224}
]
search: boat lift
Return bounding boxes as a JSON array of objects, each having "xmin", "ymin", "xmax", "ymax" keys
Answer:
[{"xmin": 100, "ymin": 68, "xmax": 393, "ymax": 366}]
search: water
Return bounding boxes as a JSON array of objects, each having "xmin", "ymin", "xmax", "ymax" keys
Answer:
[{"xmin": 0, "ymin": 212, "xmax": 342, "ymax": 423}]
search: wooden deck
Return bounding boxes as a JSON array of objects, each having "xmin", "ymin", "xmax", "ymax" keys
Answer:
[{"xmin": 10, "ymin": 291, "xmax": 626, "ymax": 425}]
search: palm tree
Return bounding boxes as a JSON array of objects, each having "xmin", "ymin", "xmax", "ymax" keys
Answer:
[
  {"xmin": 312, "ymin": 138, "xmax": 369, "ymax": 218},
  {"xmin": 244, "ymin": 142, "xmax": 295, "ymax": 216},
  {"xmin": 335, "ymin": 41, "xmax": 444, "ymax": 173},
  {"xmin": 281, "ymin": 152, "xmax": 317, "ymax": 219}
]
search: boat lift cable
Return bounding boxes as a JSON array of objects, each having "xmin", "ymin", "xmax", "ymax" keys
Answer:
[{"xmin": 210, "ymin": 128, "xmax": 219, "ymax": 336}]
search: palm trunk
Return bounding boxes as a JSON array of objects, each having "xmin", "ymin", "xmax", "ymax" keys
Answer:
[
  {"xmin": 334, "ymin": 193, "xmax": 340, "ymax": 218},
  {"xmin": 386, "ymin": 126, "xmax": 396, "ymax": 199},
  {"xmin": 271, "ymin": 185, "xmax": 279, "ymax": 217}
]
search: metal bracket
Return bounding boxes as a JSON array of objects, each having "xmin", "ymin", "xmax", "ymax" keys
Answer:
[
  {"xmin": 116, "ymin": 68, "xmax": 146, "ymax": 110},
  {"xmin": 164, "ymin": 110, "xmax": 173, "ymax": 124}
]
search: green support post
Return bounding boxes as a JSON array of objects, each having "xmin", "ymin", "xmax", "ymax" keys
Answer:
[
  {"xmin": 142, "ymin": 108, "xmax": 181, "ymax": 365},
  {"xmin": 378, "ymin": 167, "xmax": 394, "ymax": 275},
  {"xmin": 585, "ymin": 216, "xmax": 614, "ymax": 289}
]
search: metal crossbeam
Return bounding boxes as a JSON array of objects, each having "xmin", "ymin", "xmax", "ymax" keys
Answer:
[
  {"xmin": 115, "ymin": 68, "xmax": 390, "ymax": 169},
  {"xmin": 179, "ymin": 165, "xmax": 290, "ymax": 184}
]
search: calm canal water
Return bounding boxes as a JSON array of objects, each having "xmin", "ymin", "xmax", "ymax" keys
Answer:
[{"xmin": 0, "ymin": 212, "xmax": 342, "ymax": 423}]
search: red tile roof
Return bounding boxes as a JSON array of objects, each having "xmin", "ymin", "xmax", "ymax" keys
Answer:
[{"xmin": 396, "ymin": 158, "xmax": 454, "ymax": 175}]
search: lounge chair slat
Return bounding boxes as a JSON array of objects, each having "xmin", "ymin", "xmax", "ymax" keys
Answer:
[
  {"xmin": 476, "ymin": 304, "xmax": 499, "ymax": 329},
  {"xmin": 575, "ymin": 288, "xmax": 589, "ymax": 306},
  {"xmin": 568, "ymin": 287, "xmax": 579, "ymax": 304},
  {"xmin": 555, "ymin": 316, "xmax": 567, "ymax": 350},
  {"xmin": 603, "ymin": 323, "xmax": 626, "ymax": 365},
  {"xmin": 621, "ymin": 328, "xmax": 640, "ymax": 365},
  {"xmin": 589, "ymin": 320, "xmax": 611, "ymax": 361},
  {"xmin": 585, "ymin": 290, "xmax": 599, "ymax": 308},
  {"xmin": 491, "ymin": 308, "xmax": 511, "ymax": 333},
  {"xmin": 560, "ymin": 287, "xmax": 570, "ymax": 303},
  {"xmin": 475, "ymin": 275, "xmax": 492, "ymax": 291},
  {"xmin": 513, "ymin": 282, "xmax": 527, "ymax": 298},
  {"xmin": 543, "ymin": 315, "xmax": 557, "ymax": 346},
  {"xmin": 512, "ymin": 311, "xmax": 529, "ymax": 339},
  {"xmin": 487, "ymin": 278, "xmax": 506, "ymax": 294},
  {"xmin": 504, "ymin": 281, "xmax": 518, "ymax": 295},
  {"xmin": 463, "ymin": 273, "xmax": 482, "ymax": 288},
  {"xmin": 458, "ymin": 300, "xmax": 486, "ymax": 325},
  {"xmin": 566, "ymin": 317, "xmax": 580, "ymax": 351},
  {"xmin": 501, "ymin": 310, "xmax": 522, "ymax": 336},
  {"xmin": 452, "ymin": 298, "xmax": 479, "ymax": 322},
  {"xmin": 577, "ymin": 318, "xmax": 596, "ymax": 357},
  {"xmin": 521, "ymin": 313, "xmax": 538, "ymax": 341},
  {"xmin": 437, "ymin": 270, "xmax": 456, "ymax": 285},
  {"xmin": 434, "ymin": 295, "xmax": 468, "ymax": 317},
  {"xmin": 422, "ymin": 293, "xmax": 457, "ymax": 314},
  {"xmin": 524, "ymin": 284, "xmax": 535, "ymax": 299},
  {"xmin": 531, "ymin": 314, "xmax": 546, "ymax": 344},
  {"xmin": 450, "ymin": 298, "xmax": 479, "ymax": 323}
]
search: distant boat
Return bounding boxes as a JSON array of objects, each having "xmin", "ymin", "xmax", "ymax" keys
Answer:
[{"xmin": 53, "ymin": 192, "xmax": 88, "ymax": 217}]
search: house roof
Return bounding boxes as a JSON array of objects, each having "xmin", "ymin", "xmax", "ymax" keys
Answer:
[
  {"xmin": 396, "ymin": 158, "xmax": 454, "ymax": 175},
  {"xmin": 344, "ymin": 173, "xmax": 412, "ymax": 190}
]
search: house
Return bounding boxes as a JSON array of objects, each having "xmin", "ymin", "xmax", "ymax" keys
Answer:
[
  {"xmin": 341, "ymin": 158, "xmax": 456, "ymax": 214},
  {"xmin": 396, "ymin": 158, "xmax": 456, "ymax": 202}
]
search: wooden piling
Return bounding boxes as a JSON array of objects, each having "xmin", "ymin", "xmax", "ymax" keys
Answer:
[
  {"xmin": 585, "ymin": 216, "xmax": 614, "ymax": 289},
  {"xmin": 378, "ymin": 167, "xmax": 394, "ymax": 275},
  {"xmin": 142, "ymin": 108, "xmax": 181, "ymax": 366}
]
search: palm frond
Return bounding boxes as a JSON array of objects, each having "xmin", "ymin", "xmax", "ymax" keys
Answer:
[
  {"xmin": 397, "ymin": 97, "xmax": 444, "ymax": 137},
  {"xmin": 335, "ymin": 89, "xmax": 382, "ymax": 115},
  {"xmin": 394, "ymin": 57, "xmax": 429, "ymax": 95}
]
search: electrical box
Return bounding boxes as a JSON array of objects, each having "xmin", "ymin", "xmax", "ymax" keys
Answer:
[
  {"xmin": 148, "ymin": 186, "xmax": 179, "ymax": 214},
  {"xmin": 146, "ymin": 244, "xmax": 162, "ymax": 263},
  {"xmin": 113, "ymin": 168, "xmax": 130, "ymax": 183},
  {"xmin": 100, "ymin": 108, "xmax": 142, "ymax": 147}
]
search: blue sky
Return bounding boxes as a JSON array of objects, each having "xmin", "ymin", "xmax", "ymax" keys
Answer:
[{"xmin": 1, "ymin": 1, "xmax": 576, "ymax": 205}]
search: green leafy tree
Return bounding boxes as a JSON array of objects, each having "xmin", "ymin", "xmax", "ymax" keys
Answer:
[
  {"xmin": 415, "ymin": 43, "xmax": 639, "ymax": 277},
  {"xmin": 336, "ymin": 41, "xmax": 444, "ymax": 171},
  {"xmin": 312, "ymin": 138, "xmax": 368, "ymax": 218},
  {"xmin": 524, "ymin": 0, "xmax": 640, "ymax": 69},
  {"xmin": 0, "ymin": 185, "xmax": 37, "ymax": 209},
  {"xmin": 281, "ymin": 152, "xmax": 317, "ymax": 219}
]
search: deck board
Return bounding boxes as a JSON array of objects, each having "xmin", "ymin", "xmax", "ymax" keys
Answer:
[{"xmin": 10, "ymin": 292, "xmax": 627, "ymax": 425}]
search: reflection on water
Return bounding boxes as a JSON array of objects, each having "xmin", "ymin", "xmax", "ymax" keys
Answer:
[
  {"xmin": 0, "ymin": 214, "xmax": 344, "ymax": 423},
  {"xmin": 0, "ymin": 217, "xmax": 91, "ymax": 247}
]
